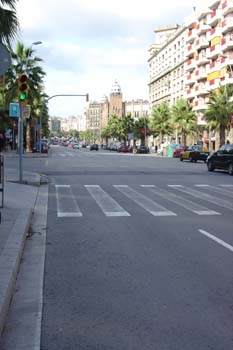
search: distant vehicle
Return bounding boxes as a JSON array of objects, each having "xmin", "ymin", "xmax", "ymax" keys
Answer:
[
  {"xmin": 207, "ymin": 143, "xmax": 233, "ymax": 175},
  {"xmin": 32, "ymin": 140, "xmax": 48, "ymax": 153},
  {"xmin": 180, "ymin": 145, "xmax": 209, "ymax": 162},
  {"xmin": 90, "ymin": 143, "xmax": 99, "ymax": 151},
  {"xmin": 81, "ymin": 144, "xmax": 86, "ymax": 148},
  {"xmin": 117, "ymin": 145, "xmax": 132, "ymax": 153},
  {"xmin": 135, "ymin": 145, "xmax": 149, "ymax": 154},
  {"xmin": 73, "ymin": 143, "xmax": 79, "ymax": 149},
  {"xmin": 173, "ymin": 147, "xmax": 185, "ymax": 158}
]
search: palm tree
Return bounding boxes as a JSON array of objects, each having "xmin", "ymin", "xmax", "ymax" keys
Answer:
[
  {"xmin": 4, "ymin": 42, "xmax": 47, "ymax": 149},
  {"xmin": 205, "ymin": 85, "xmax": 233, "ymax": 147},
  {"xmin": 149, "ymin": 102, "xmax": 172, "ymax": 144},
  {"xmin": 172, "ymin": 98, "xmax": 197, "ymax": 147},
  {"xmin": 0, "ymin": 0, "xmax": 19, "ymax": 43}
]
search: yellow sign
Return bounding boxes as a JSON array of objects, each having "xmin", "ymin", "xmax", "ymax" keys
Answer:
[
  {"xmin": 207, "ymin": 71, "xmax": 220, "ymax": 81},
  {"xmin": 211, "ymin": 37, "xmax": 220, "ymax": 46}
]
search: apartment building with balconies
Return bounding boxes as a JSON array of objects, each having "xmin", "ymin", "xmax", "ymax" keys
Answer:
[
  {"xmin": 149, "ymin": 1, "xmax": 233, "ymax": 149},
  {"xmin": 148, "ymin": 25, "xmax": 187, "ymax": 110}
]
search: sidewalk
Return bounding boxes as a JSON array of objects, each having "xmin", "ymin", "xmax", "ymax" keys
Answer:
[{"xmin": 0, "ymin": 159, "xmax": 40, "ymax": 337}]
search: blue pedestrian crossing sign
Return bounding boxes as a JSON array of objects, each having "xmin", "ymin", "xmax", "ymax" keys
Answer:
[{"xmin": 9, "ymin": 102, "xmax": 19, "ymax": 118}]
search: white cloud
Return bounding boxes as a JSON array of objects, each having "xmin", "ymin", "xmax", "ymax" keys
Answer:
[{"xmin": 15, "ymin": 0, "xmax": 207, "ymax": 117}]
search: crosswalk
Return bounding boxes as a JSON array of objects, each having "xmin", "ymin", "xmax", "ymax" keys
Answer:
[{"xmin": 53, "ymin": 184, "xmax": 233, "ymax": 218}]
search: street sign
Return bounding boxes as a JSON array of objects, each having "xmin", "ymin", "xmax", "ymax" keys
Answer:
[
  {"xmin": 0, "ymin": 43, "xmax": 11, "ymax": 75},
  {"xmin": 9, "ymin": 102, "xmax": 19, "ymax": 118},
  {"xmin": 23, "ymin": 104, "xmax": 31, "ymax": 120}
]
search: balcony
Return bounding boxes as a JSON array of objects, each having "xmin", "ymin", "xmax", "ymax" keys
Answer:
[
  {"xmin": 196, "ymin": 52, "xmax": 209, "ymax": 66},
  {"xmin": 207, "ymin": 60, "xmax": 219, "ymax": 74},
  {"xmin": 208, "ymin": 78, "xmax": 220, "ymax": 90},
  {"xmin": 186, "ymin": 73, "xmax": 196, "ymax": 85},
  {"xmin": 222, "ymin": 0, "xmax": 233, "ymax": 16},
  {"xmin": 195, "ymin": 84, "xmax": 209, "ymax": 95},
  {"xmin": 186, "ymin": 29, "xmax": 196, "ymax": 44},
  {"xmin": 186, "ymin": 58, "xmax": 196, "ymax": 72},
  {"xmin": 207, "ymin": 44, "xmax": 221, "ymax": 58},
  {"xmin": 220, "ymin": 71, "xmax": 233, "ymax": 84},
  {"xmin": 220, "ymin": 55, "xmax": 233, "ymax": 69},
  {"xmin": 186, "ymin": 44, "xmax": 196, "ymax": 57},
  {"xmin": 222, "ymin": 17, "xmax": 233, "ymax": 33},
  {"xmin": 195, "ymin": 37, "xmax": 209, "ymax": 49},
  {"xmin": 207, "ymin": 9, "xmax": 222, "ymax": 26},
  {"xmin": 221, "ymin": 34, "xmax": 233, "ymax": 50},
  {"xmin": 192, "ymin": 99, "xmax": 209, "ymax": 111},
  {"xmin": 196, "ymin": 23, "xmax": 211, "ymax": 35},
  {"xmin": 208, "ymin": 26, "xmax": 222, "ymax": 40},
  {"xmin": 195, "ymin": 68, "xmax": 207, "ymax": 80},
  {"xmin": 186, "ymin": 88, "xmax": 196, "ymax": 99}
]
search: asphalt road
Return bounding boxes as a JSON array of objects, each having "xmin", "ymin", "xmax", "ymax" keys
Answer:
[{"xmin": 7, "ymin": 145, "xmax": 233, "ymax": 349}]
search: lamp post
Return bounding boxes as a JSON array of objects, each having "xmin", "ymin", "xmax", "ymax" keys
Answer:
[{"xmin": 18, "ymin": 41, "xmax": 42, "ymax": 183}]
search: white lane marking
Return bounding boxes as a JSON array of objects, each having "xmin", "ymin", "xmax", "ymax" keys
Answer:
[
  {"xmin": 198, "ymin": 229, "xmax": 233, "ymax": 253},
  {"xmin": 114, "ymin": 185, "xmax": 176, "ymax": 216},
  {"xmin": 141, "ymin": 185, "xmax": 220, "ymax": 216},
  {"xmin": 220, "ymin": 184, "xmax": 233, "ymax": 187},
  {"xmin": 55, "ymin": 185, "xmax": 83, "ymax": 217},
  {"xmin": 85, "ymin": 185, "xmax": 130, "ymax": 217},
  {"xmin": 168, "ymin": 185, "xmax": 233, "ymax": 210},
  {"xmin": 195, "ymin": 184, "xmax": 233, "ymax": 199}
]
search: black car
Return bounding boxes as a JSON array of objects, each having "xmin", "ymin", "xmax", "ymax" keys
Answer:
[
  {"xmin": 134, "ymin": 145, "xmax": 149, "ymax": 154},
  {"xmin": 90, "ymin": 143, "xmax": 99, "ymax": 151},
  {"xmin": 207, "ymin": 143, "xmax": 233, "ymax": 175}
]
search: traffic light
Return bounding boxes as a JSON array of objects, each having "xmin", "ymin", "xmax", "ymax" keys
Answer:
[{"xmin": 18, "ymin": 74, "xmax": 29, "ymax": 105}]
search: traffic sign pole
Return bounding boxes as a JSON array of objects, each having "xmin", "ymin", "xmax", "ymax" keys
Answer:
[{"xmin": 18, "ymin": 101, "xmax": 24, "ymax": 183}]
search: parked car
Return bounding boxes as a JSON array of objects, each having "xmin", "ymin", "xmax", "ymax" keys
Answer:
[
  {"xmin": 32, "ymin": 140, "xmax": 48, "ymax": 153},
  {"xmin": 117, "ymin": 145, "xmax": 132, "ymax": 153},
  {"xmin": 207, "ymin": 143, "xmax": 233, "ymax": 175},
  {"xmin": 173, "ymin": 147, "xmax": 185, "ymax": 158},
  {"xmin": 90, "ymin": 143, "xmax": 99, "ymax": 151},
  {"xmin": 180, "ymin": 145, "xmax": 209, "ymax": 162},
  {"xmin": 73, "ymin": 143, "xmax": 79, "ymax": 149},
  {"xmin": 135, "ymin": 145, "xmax": 149, "ymax": 154}
]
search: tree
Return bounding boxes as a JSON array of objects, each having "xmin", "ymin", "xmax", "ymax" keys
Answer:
[
  {"xmin": 0, "ymin": 0, "xmax": 19, "ymax": 43},
  {"xmin": 120, "ymin": 113, "xmax": 134, "ymax": 143},
  {"xmin": 149, "ymin": 102, "xmax": 172, "ymax": 144},
  {"xmin": 132, "ymin": 117, "xmax": 149, "ymax": 145},
  {"xmin": 172, "ymin": 98, "xmax": 197, "ymax": 147},
  {"xmin": 205, "ymin": 85, "xmax": 233, "ymax": 146},
  {"xmin": 3, "ymin": 42, "xmax": 47, "ymax": 149}
]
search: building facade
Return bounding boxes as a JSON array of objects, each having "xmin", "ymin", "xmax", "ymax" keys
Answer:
[
  {"xmin": 149, "ymin": 0, "xmax": 233, "ymax": 149},
  {"xmin": 125, "ymin": 99, "xmax": 149, "ymax": 120}
]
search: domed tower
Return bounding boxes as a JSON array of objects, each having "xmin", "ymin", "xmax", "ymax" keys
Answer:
[{"xmin": 109, "ymin": 80, "xmax": 123, "ymax": 117}]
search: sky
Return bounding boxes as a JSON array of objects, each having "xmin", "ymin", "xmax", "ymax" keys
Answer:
[{"xmin": 16, "ymin": 0, "xmax": 206, "ymax": 118}]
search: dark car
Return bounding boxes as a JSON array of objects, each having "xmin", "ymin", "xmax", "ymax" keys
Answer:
[
  {"xmin": 90, "ymin": 143, "xmax": 99, "ymax": 151},
  {"xmin": 32, "ymin": 140, "xmax": 48, "ymax": 153},
  {"xmin": 180, "ymin": 145, "xmax": 209, "ymax": 162},
  {"xmin": 134, "ymin": 145, "xmax": 149, "ymax": 154},
  {"xmin": 207, "ymin": 143, "xmax": 233, "ymax": 175}
]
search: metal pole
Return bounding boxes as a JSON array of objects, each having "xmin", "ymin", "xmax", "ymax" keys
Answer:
[{"xmin": 19, "ymin": 101, "xmax": 24, "ymax": 183}]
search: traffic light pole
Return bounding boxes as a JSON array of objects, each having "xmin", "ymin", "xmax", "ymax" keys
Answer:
[{"xmin": 18, "ymin": 101, "xmax": 24, "ymax": 183}]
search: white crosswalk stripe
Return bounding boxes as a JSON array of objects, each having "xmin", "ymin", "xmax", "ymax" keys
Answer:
[
  {"xmin": 54, "ymin": 184, "xmax": 232, "ymax": 218},
  {"xmin": 141, "ymin": 185, "xmax": 220, "ymax": 215},
  {"xmin": 85, "ymin": 185, "xmax": 130, "ymax": 217},
  {"xmin": 168, "ymin": 185, "xmax": 233, "ymax": 211},
  {"xmin": 114, "ymin": 185, "xmax": 176, "ymax": 216},
  {"xmin": 55, "ymin": 185, "xmax": 82, "ymax": 217},
  {"xmin": 195, "ymin": 184, "xmax": 233, "ymax": 199}
]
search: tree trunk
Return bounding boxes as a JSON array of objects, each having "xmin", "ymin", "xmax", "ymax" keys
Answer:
[{"xmin": 219, "ymin": 124, "xmax": 225, "ymax": 147}]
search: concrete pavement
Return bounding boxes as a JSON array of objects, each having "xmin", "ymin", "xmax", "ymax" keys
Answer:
[{"xmin": 0, "ymin": 151, "xmax": 41, "ymax": 338}]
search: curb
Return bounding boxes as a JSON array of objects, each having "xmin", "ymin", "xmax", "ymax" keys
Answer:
[{"xmin": 0, "ymin": 207, "xmax": 33, "ymax": 337}]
